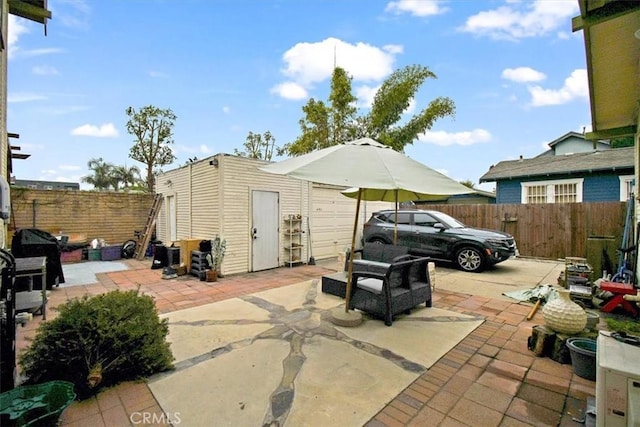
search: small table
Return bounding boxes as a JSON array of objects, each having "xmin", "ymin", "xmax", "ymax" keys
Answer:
[
  {"xmin": 599, "ymin": 281, "xmax": 638, "ymax": 317},
  {"xmin": 321, "ymin": 272, "xmax": 348, "ymax": 298},
  {"xmin": 15, "ymin": 256, "xmax": 48, "ymax": 320}
]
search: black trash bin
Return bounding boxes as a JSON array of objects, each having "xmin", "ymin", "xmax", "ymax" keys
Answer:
[{"xmin": 11, "ymin": 229, "xmax": 65, "ymax": 290}]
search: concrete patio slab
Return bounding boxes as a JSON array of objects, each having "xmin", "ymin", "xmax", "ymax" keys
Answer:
[
  {"xmin": 435, "ymin": 258, "xmax": 565, "ymax": 301},
  {"xmin": 148, "ymin": 280, "xmax": 482, "ymax": 426},
  {"xmin": 61, "ymin": 261, "xmax": 130, "ymax": 287}
]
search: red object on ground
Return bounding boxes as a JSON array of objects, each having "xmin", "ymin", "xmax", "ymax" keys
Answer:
[{"xmin": 599, "ymin": 281, "xmax": 639, "ymax": 317}]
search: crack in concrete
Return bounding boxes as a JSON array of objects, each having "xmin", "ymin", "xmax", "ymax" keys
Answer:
[{"xmin": 160, "ymin": 280, "xmax": 478, "ymax": 426}]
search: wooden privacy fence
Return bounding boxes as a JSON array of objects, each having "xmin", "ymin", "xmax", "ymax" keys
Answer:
[
  {"xmin": 8, "ymin": 188, "xmax": 155, "ymax": 246},
  {"xmin": 5, "ymin": 189, "xmax": 629, "ymax": 267},
  {"xmin": 426, "ymin": 201, "xmax": 628, "ymax": 263}
]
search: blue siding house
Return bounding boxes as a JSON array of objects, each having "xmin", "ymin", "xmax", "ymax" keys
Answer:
[{"xmin": 479, "ymin": 132, "xmax": 634, "ymax": 204}]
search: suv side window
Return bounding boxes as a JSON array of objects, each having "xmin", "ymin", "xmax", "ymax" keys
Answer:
[
  {"xmin": 414, "ymin": 212, "xmax": 437, "ymax": 227},
  {"xmin": 394, "ymin": 213, "xmax": 411, "ymax": 225},
  {"xmin": 375, "ymin": 213, "xmax": 393, "ymax": 223}
]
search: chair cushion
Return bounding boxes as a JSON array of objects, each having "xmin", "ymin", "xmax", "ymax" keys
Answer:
[
  {"xmin": 388, "ymin": 269, "xmax": 405, "ymax": 288},
  {"xmin": 356, "ymin": 278, "xmax": 383, "ymax": 294},
  {"xmin": 362, "ymin": 243, "xmax": 409, "ymax": 263},
  {"xmin": 409, "ymin": 258, "xmax": 428, "ymax": 283}
]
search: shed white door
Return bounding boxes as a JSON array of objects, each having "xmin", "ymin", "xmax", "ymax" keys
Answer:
[{"xmin": 251, "ymin": 190, "xmax": 280, "ymax": 271}]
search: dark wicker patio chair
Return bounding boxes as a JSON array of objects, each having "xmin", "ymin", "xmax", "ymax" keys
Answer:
[{"xmin": 348, "ymin": 255, "xmax": 431, "ymax": 326}]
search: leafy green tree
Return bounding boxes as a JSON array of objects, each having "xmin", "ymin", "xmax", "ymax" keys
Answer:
[
  {"xmin": 329, "ymin": 67, "xmax": 358, "ymax": 145},
  {"xmin": 111, "ymin": 165, "xmax": 141, "ymax": 191},
  {"xmin": 281, "ymin": 68, "xmax": 355, "ymax": 156},
  {"xmin": 234, "ymin": 131, "xmax": 278, "ymax": 160},
  {"xmin": 126, "ymin": 105, "xmax": 177, "ymax": 192},
  {"xmin": 363, "ymin": 65, "xmax": 455, "ymax": 151},
  {"xmin": 81, "ymin": 157, "xmax": 114, "ymax": 190},
  {"xmin": 460, "ymin": 180, "xmax": 476, "ymax": 189},
  {"xmin": 282, "ymin": 65, "xmax": 455, "ymax": 155},
  {"xmin": 282, "ymin": 98, "xmax": 331, "ymax": 156},
  {"xmin": 610, "ymin": 136, "xmax": 634, "ymax": 148}
]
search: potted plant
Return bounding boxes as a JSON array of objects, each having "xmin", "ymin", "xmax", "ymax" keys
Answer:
[{"xmin": 205, "ymin": 235, "xmax": 226, "ymax": 281}]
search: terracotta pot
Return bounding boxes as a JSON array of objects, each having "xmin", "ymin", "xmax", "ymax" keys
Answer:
[
  {"xmin": 206, "ymin": 270, "xmax": 218, "ymax": 282},
  {"xmin": 542, "ymin": 288, "xmax": 587, "ymax": 334}
]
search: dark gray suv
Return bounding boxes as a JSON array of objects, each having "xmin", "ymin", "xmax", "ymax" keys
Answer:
[{"xmin": 363, "ymin": 209, "xmax": 517, "ymax": 272}]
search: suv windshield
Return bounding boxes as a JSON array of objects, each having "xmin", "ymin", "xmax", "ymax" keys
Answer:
[{"xmin": 430, "ymin": 211, "xmax": 465, "ymax": 228}]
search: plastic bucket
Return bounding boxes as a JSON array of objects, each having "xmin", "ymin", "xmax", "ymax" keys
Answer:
[
  {"xmin": 0, "ymin": 380, "xmax": 76, "ymax": 426},
  {"xmin": 566, "ymin": 338, "xmax": 597, "ymax": 381},
  {"xmin": 88, "ymin": 248, "xmax": 102, "ymax": 261}
]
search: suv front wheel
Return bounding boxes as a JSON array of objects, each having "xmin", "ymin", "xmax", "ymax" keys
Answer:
[{"xmin": 455, "ymin": 247, "xmax": 485, "ymax": 273}]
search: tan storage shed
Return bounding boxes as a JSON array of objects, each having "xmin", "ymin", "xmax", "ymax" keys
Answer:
[{"xmin": 155, "ymin": 154, "xmax": 392, "ymax": 276}]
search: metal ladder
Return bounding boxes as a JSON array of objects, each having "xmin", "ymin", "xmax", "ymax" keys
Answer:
[{"xmin": 135, "ymin": 194, "xmax": 162, "ymax": 260}]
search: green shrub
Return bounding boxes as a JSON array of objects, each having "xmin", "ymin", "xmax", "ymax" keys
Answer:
[
  {"xmin": 19, "ymin": 289, "xmax": 174, "ymax": 399},
  {"xmin": 605, "ymin": 317, "xmax": 640, "ymax": 335}
]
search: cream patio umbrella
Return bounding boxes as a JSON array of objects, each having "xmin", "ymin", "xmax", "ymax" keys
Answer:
[{"xmin": 260, "ymin": 138, "xmax": 474, "ymax": 325}]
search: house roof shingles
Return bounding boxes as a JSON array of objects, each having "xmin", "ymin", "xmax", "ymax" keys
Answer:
[{"xmin": 479, "ymin": 147, "xmax": 634, "ymax": 183}]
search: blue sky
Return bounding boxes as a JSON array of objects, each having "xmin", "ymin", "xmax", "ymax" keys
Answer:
[{"xmin": 7, "ymin": 0, "xmax": 590, "ymax": 191}]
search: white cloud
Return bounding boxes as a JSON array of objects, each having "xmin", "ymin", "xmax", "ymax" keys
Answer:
[
  {"xmin": 502, "ymin": 67, "xmax": 546, "ymax": 83},
  {"xmin": 383, "ymin": 44, "xmax": 404, "ymax": 55},
  {"xmin": 71, "ymin": 123, "xmax": 119, "ymax": 137},
  {"xmin": 19, "ymin": 48, "xmax": 64, "ymax": 58},
  {"xmin": 33, "ymin": 65, "xmax": 60, "ymax": 76},
  {"xmin": 51, "ymin": 0, "xmax": 91, "ymax": 30},
  {"xmin": 272, "ymin": 37, "xmax": 402, "ymax": 100},
  {"xmin": 405, "ymin": 98, "xmax": 417, "ymax": 114},
  {"xmin": 385, "ymin": 0, "xmax": 449, "ymax": 17},
  {"xmin": 355, "ymin": 85, "xmax": 379, "ymax": 108},
  {"xmin": 418, "ymin": 129, "xmax": 492, "ymax": 146},
  {"xmin": 528, "ymin": 69, "xmax": 588, "ymax": 106},
  {"xmin": 222, "ymin": 106, "xmax": 230, "ymax": 114},
  {"xmin": 282, "ymin": 37, "xmax": 397, "ymax": 84},
  {"xmin": 7, "ymin": 15, "xmax": 30, "ymax": 59},
  {"xmin": 270, "ymin": 82, "xmax": 308, "ymax": 100},
  {"xmin": 7, "ymin": 93, "xmax": 47, "ymax": 103},
  {"xmin": 459, "ymin": 0, "xmax": 579, "ymax": 40},
  {"xmin": 199, "ymin": 144, "xmax": 211, "ymax": 154}
]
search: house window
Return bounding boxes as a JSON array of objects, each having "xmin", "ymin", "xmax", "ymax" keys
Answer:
[
  {"xmin": 619, "ymin": 175, "xmax": 635, "ymax": 201},
  {"xmin": 525, "ymin": 185, "xmax": 548, "ymax": 204},
  {"xmin": 521, "ymin": 179, "xmax": 583, "ymax": 204}
]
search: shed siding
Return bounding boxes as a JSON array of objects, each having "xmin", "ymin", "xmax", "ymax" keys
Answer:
[
  {"xmin": 155, "ymin": 166, "xmax": 192, "ymax": 244},
  {"xmin": 220, "ymin": 156, "xmax": 309, "ymax": 275},
  {"xmin": 190, "ymin": 161, "xmax": 219, "ymax": 239},
  {"xmin": 311, "ymin": 184, "xmax": 392, "ymax": 259}
]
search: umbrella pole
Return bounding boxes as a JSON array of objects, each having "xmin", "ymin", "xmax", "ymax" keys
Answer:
[
  {"xmin": 344, "ymin": 189, "xmax": 362, "ymax": 313},
  {"xmin": 394, "ymin": 189, "xmax": 398, "ymax": 245}
]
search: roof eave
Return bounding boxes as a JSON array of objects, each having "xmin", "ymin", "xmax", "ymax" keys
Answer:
[
  {"xmin": 572, "ymin": 1, "xmax": 640, "ymax": 138},
  {"xmin": 8, "ymin": 0, "xmax": 51, "ymax": 25}
]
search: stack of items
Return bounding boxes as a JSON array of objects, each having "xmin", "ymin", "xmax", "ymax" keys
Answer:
[{"xmin": 558, "ymin": 257, "xmax": 594, "ymax": 307}]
